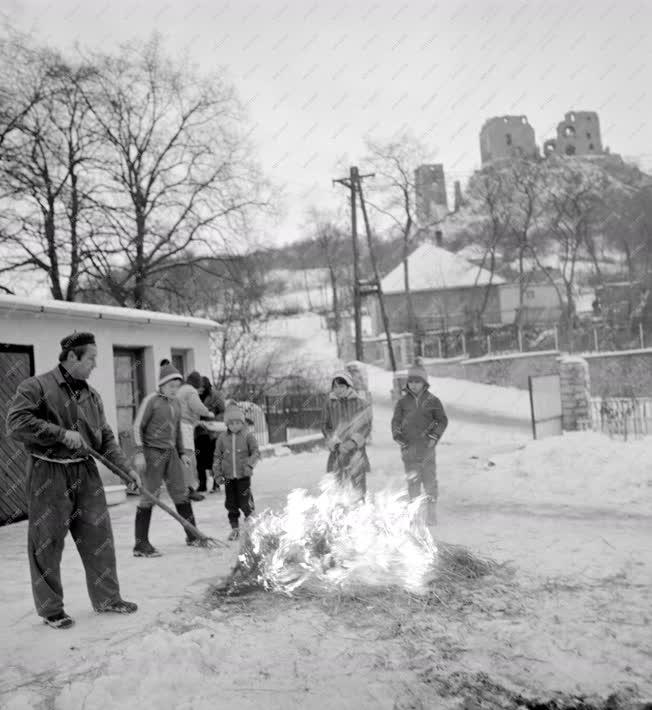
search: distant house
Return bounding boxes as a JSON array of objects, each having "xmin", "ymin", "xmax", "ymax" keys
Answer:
[
  {"xmin": 0, "ymin": 296, "xmax": 219, "ymax": 525},
  {"xmin": 371, "ymin": 243, "xmax": 505, "ymax": 334}
]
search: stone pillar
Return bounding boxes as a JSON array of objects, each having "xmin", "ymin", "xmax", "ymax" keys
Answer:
[{"xmin": 559, "ymin": 356, "xmax": 591, "ymax": 431}]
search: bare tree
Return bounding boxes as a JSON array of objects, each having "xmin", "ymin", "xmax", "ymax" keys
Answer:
[
  {"xmin": 537, "ymin": 157, "xmax": 617, "ymax": 349},
  {"xmin": 79, "ymin": 35, "xmax": 270, "ymax": 308},
  {"xmin": 305, "ymin": 207, "xmax": 351, "ymax": 356},
  {"xmin": 0, "ymin": 38, "xmax": 96, "ymax": 300},
  {"xmin": 364, "ymin": 134, "xmax": 441, "ymax": 334},
  {"xmin": 456, "ymin": 165, "xmax": 514, "ymax": 329}
]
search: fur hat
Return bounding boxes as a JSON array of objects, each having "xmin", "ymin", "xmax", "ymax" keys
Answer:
[
  {"xmin": 331, "ymin": 369, "xmax": 354, "ymax": 389},
  {"xmin": 224, "ymin": 404, "xmax": 245, "ymax": 422},
  {"xmin": 186, "ymin": 371, "xmax": 202, "ymax": 389},
  {"xmin": 60, "ymin": 332, "xmax": 96, "ymax": 351},
  {"xmin": 407, "ymin": 364, "xmax": 429, "ymax": 384},
  {"xmin": 158, "ymin": 362, "xmax": 182, "ymax": 387}
]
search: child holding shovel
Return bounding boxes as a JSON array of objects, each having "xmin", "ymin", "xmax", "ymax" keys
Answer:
[
  {"xmin": 321, "ymin": 370, "xmax": 372, "ymax": 501},
  {"xmin": 212, "ymin": 404, "xmax": 261, "ymax": 541},
  {"xmin": 132, "ymin": 362, "xmax": 205, "ymax": 557},
  {"xmin": 391, "ymin": 364, "xmax": 448, "ymax": 526}
]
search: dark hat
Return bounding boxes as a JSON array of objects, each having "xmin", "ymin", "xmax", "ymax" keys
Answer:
[
  {"xmin": 186, "ymin": 371, "xmax": 202, "ymax": 389},
  {"xmin": 60, "ymin": 332, "xmax": 96, "ymax": 351}
]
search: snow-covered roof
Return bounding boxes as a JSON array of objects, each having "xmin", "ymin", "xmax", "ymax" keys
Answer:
[
  {"xmin": 0, "ymin": 295, "xmax": 220, "ymax": 331},
  {"xmin": 381, "ymin": 243, "xmax": 505, "ymax": 295}
]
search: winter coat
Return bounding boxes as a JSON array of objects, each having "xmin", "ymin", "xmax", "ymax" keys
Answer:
[
  {"xmin": 177, "ymin": 383, "xmax": 213, "ymax": 450},
  {"xmin": 213, "ymin": 429, "xmax": 261, "ymax": 480},
  {"xmin": 321, "ymin": 388, "xmax": 372, "ymax": 474},
  {"xmin": 391, "ymin": 387, "xmax": 448, "ymax": 464},
  {"xmin": 133, "ymin": 392, "xmax": 184, "ymax": 454},
  {"xmin": 6, "ymin": 366, "xmax": 130, "ymax": 470}
]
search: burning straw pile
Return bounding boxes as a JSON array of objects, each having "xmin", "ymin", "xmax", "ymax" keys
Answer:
[{"xmin": 219, "ymin": 475, "xmax": 498, "ymax": 598}]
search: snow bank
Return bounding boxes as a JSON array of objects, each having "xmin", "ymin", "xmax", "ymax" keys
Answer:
[
  {"xmin": 455, "ymin": 431, "xmax": 652, "ymax": 513},
  {"xmin": 366, "ymin": 365, "xmax": 531, "ymax": 420}
]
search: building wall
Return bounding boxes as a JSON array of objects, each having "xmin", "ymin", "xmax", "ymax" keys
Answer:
[
  {"xmin": 498, "ymin": 282, "xmax": 562, "ymax": 324},
  {"xmin": 479, "ymin": 116, "xmax": 538, "ymax": 165},
  {"xmin": 544, "ymin": 111, "xmax": 603, "ymax": 157},
  {"xmin": 0, "ymin": 308, "xmax": 213, "ymax": 486},
  {"xmin": 374, "ymin": 285, "xmax": 503, "ymax": 334},
  {"xmin": 415, "ymin": 164, "xmax": 448, "ymax": 226}
]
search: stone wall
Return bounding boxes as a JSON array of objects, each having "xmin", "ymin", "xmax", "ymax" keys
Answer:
[
  {"xmin": 421, "ymin": 348, "xmax": 652, "ymax": 397},
  {"xmin": 423, "ymin": 350, "xmax": 559, "ymax": 391},
  {"xmin": 559, "ymin": 357, "xmax": 591, "ymax": 431},
  {"xmin": 583, "ymin": 349, "xmax": 652, "ymax": 397}
]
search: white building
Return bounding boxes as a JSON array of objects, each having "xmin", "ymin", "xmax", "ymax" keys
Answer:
[{"xmin": 0, "ymin": 296, "xmax": 219, "ymax": 525}]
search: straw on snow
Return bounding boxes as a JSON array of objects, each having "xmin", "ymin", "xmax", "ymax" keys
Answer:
[{"xmin": 230, "ymin": 475, "xmax": 439, "ymax": 596}]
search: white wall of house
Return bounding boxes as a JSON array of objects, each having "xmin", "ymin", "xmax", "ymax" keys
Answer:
[
  {"xmin": 1, "ymin": 297, "xmax": 218, "ymax": 488},
  {"xmin": 499, "ymin": 283, "xmax": 562, "ymax": 324}
]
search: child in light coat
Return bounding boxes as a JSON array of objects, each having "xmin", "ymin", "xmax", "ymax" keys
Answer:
[
  {"xmin": 212, "ymin": 404, "xmax": 261, "ymax": 540},
  {"xmin": 132, "ymin": 362, "xmax": 204, "ymax": 556},
  {"xmin": 321, "ymin": 369, "xmax": 372, "ymax": 500}
]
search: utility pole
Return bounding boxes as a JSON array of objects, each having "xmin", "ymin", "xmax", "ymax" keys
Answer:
[
  {"xmin": 333, "ymin": 166, "xmax": 374, "ymax": 361},
  {"xmin": 355, "ymin": 172, "xmax": 397, "ymax": 372}
]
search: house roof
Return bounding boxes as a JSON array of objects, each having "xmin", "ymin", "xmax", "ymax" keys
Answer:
[
  {"xmin": 380, "ymin": 243, "xmax": 505, "ymax": 295},
  {"xmin": 0, "ymin": 295, "xmax": 220, "ymax": 331}
]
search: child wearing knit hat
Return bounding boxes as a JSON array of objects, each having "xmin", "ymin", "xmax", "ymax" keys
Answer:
[
  {"xmin": 212, "ymin": 403, "xmax": 261, "ymax": 540},
  {"xmin": 391, "ymin": 364, "xmax": 448, "ymax": 525},
  {"xmin": 131, "ymin": 360, "xmax": 205, "ymax": 556}
]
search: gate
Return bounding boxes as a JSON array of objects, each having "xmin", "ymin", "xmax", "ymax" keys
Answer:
[
  {"xmin": 0, "ymin": 344, "xmax": 34, "ymax": 525},
  {"xmin": 528, "ymin": 374, "xmax": 562, "ymax": 439}
]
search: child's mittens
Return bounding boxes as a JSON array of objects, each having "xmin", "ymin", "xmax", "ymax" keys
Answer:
[{"xmin": 327, "ymin": 436, "xmax": 341, "ymax": 452}]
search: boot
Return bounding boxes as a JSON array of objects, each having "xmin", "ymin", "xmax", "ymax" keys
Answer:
[
  {"xmin": 94, "ymin": 599, "xmax": 138, "ymax": 614},
  {"xmin": 43, "ymin": 611, "xmax": 75, "ymax": 629},
  {"xmin": 133, "ymin": 507, "xmax": 162, "ymax": 557},
  {"xmin": 175, "ymin": 501, "xmax": 205, "ymax": 546}
]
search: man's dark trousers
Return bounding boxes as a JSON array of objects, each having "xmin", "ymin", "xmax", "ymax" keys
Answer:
[{"xmin": 26, "ymin": 457, "xmax": 122, "ymax": 618}]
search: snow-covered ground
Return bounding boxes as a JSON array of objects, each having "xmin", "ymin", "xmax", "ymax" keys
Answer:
[{"xmin": 2, "ymin": 395, "xmax": 651, "ymax": 708}]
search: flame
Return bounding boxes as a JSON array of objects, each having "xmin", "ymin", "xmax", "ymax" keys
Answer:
[{"xmin": 232, "ymin": 475, "xmax": 438, "ymax": 596}]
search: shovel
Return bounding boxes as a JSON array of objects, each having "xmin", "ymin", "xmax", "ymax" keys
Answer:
[{"xmin": 81, "ymin": 440, "xmax": 227, "ymax": 549}]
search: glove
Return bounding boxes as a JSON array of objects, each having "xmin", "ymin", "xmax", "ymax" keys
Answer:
[
  {"xmin": 128, "ymin": 469, "xmax": 142, "ymax": 490},
  {"xmin": 340, "ymin": 440, "xmax": 356, "ymax": 454},
  {"xmin": 327, "ymin": 436, "xmax": 341, "ymax": 452}
]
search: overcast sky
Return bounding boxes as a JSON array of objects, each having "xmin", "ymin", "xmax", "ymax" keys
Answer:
[{"xmin": 7, "ymin": 0, "xmax": 652, "ymax": 251}]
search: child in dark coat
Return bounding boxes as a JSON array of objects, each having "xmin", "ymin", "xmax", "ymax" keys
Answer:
[
  {"xmin": 321, "ymin": 369, "xmax": 372, "ymax": 500},
  {"xmin": 391, "ymin": 364, "xmax": 448, "ymax": 525},
  {"xmin": 212, "ymin": 404, "xmax": 261, "ymax": 540}
]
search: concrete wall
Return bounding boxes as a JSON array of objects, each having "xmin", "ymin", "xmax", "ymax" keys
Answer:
[
  {"xmin": 421, "ymin": 347, "xmax": 652, "ymax": 398},
  {"xmin": 1, "ymin": 308, "xmax": 214, "ymax": 485}
]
